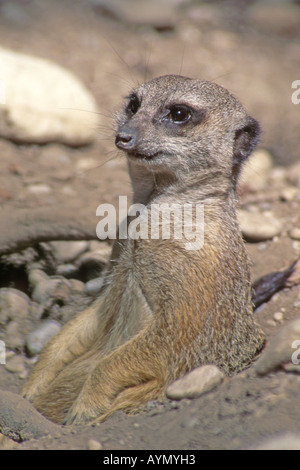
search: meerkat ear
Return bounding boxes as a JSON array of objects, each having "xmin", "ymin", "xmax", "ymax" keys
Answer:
[{"xmin": 233, "ymin": 116, "xmax": 261, "ymax": 165}]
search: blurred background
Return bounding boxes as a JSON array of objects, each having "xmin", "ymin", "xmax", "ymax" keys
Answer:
[{"xmin": 0, "ymin": 0, "xmax": 298, "ymax": 163}]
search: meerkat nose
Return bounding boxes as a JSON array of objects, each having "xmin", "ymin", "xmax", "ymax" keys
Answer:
[{"xmin": 115, "ymin": 130, "xmax": 136, "ymax": 150}]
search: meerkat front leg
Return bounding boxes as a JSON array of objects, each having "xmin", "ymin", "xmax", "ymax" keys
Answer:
[
  {"xmin": 63, "ymin": 322, "xmax": 172, "ymax": 425},
  {"xmin": 22, "ymin": 302, "xmax": 100, "ymax": 401}
]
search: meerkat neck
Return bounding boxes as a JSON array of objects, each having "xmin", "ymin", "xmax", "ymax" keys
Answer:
[
  {"xmin": 128, "ymin": 160, "xmax": 233, "ymax": 208},
  {"xmin": 128, "ymin": 160, "xmax": 176, "ymax": 205}
]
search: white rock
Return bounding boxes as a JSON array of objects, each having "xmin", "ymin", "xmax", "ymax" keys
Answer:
[
  {"xmin": 253, "ymin": 433, "xmax": 300, "ymax": 450},
  {"xmin": 0, "ymin": 47, "xmax": 100, "ymax": 146},
  {"xmin": 25, "ymin": 320, "xmax": 61, "ymax": 357},
  {"xmin": 87, "ymin": 439, "xmax": 103, "ymax": 450},
  {"xmin": 289, "ymin": 228, "xmax": 300, "ymax": 241},
  {"xmin": 239, "ymin": 149, "xmax": 273, "ymax": 192},
  {"xmin": 166, "ymin": 365, "xmax": 224, "ymax": 400},
  {"xmin": 238, "ymin": 210, "xmax": 283, "ymax": 242},
  {"xmin": 280, "ymin": 187, "xmax": 300, "ymax": 202},
  {"xmin": 4, "ymin": 355, "xmax": 26, "ymax": 375},
  {"xmin": 0, "ymin": 288, "xmax": 31, "ymax": 325},
  {"xmin": 50, "ymin": 241, "xmax": 89, "ymax": 263},
  {"xmin": 254, "ymin": 318, "xmax": 300, "ymax": 376}
]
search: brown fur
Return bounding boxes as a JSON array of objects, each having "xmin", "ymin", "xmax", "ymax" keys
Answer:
[{"xmin": 22, "ymin": 75, "xmax": 265, "ymax": 424}]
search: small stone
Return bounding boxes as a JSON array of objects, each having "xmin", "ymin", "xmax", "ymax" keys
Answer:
[
  {"xmin": 253, "ymin": 433, "xmax": 300, "ymax": 450},
  {"xmin": 56, "ymin": 264, "xmax": 79, "ymax": 278},
  {"xmin": 31, "ymin": 277, "xmax": 71, "ymax": 304},
  {"xmin": 273, "ymin": 311, "xmax": 284, "ymax": 323},
  {"xmin": 254, "ymin": 318, "xmax": 300, "ymax": 376},
  {"xmin": 87, "ymin": 439, "xmax": 103, "ymax": 450},
  {"xmin": 293, "ymin": 241, "xmax": 300, "ymax": 252},
  {"xmin": 50, "ymin": 241, "xmax": 89, "ymax": 263},
  {"xmin": 76, "ymin": 158, "xmax": 98, "ymax": 171},
  {"xmin": 27, "ymin": 183, "xmax": 51, "ymax": 195},
  {"xmin": 28, "ymin": 269, "xmax": 48, "ymax": 288},
  {"xmin": 85, "ymin": 277, "xmax": 105, "ymax": 295},
  {"xmin": 238, "ymin": 210, "xmax": 283, "ymax": 242},
  {"xmin": 289, "ymin": 228, "xmax": 300, "ymax": 241},
  {"xmin": 287, "ymin": 161, "xmax": 300, "ymax": 188},
  {"xmin": 5, "ymin": 321, "xmax": 24, "ymax": 351},
  {"xmin": 239, "ymin": 149, "xmax": 273, "ymax": 192},
  {"xmin": 5, "ymin": 355, "xmax": 26, "ymax": 375},
  {"xmin": 68, "ymin": 279, "xmax": 85, "ymax": 292},
  {"xmin": 166, "ymin": 365, "xmax": 224, "ymax": 400},
  {"xmin": 280, "ymin": 187, "xmax": 300, "ymax": 202},
  {"xmin": 0, "ymin": 288, "xmax": 31, "ymax": 326},
  {"xmin": 283, "ymin": 363, "xmax": 300, "ymax": 374},
  {"xmin": 25, "ymin": 320, "xmax": 61, "ymax": 357}
]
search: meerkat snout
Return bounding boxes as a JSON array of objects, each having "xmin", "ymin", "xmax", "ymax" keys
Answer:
[{"xmin": 115, "ymin": 128, "xmax": 137, "ymax": 151}]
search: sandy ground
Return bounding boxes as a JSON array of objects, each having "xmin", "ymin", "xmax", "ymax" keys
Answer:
[{"xmin": 0, "ymin": 0, "xmax": 300, "ymax": 450}]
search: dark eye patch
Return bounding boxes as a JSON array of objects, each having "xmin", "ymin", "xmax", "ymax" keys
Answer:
[
  {"xmin": 126, "ymin": 94, "xmax": 141, "ymax": 116},
  {"xmin": 159, "ymin": 103, "xmax": 206, "ymax": 128}
]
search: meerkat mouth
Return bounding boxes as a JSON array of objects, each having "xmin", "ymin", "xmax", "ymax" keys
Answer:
[{"xmin": 127, "ymin": 151, "xmax": 165, "ymax": 162}]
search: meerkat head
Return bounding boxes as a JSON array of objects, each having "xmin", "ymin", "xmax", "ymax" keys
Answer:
[{"xmin": 115, "ymin": 75, "xmax": 260, "ymax": 184}]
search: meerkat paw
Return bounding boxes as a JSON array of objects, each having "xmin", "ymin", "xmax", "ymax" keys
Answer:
[{"xmin": 63, "ymin": 390, "xmax": 110, "ymax": 425}]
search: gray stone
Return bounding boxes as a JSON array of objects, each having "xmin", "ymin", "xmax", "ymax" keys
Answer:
[
  {"xmin": 25, "ymin": 320, "xmax": 61, "ymax": 357},
  {"xmin": 50, "ymin": 241, "xmax": 89, "ymax": 263},
  {"xmin": 238, "ymin": 210, "xmax": 283, "ymax": 242},
  {"xmin": 31, "ymin": 277, "xmax": 71, "ymax": 304},
  {"xmin": 254, "ymin": 318, "xmax": 300, "ymax": 376},
  {"xmin": 289, "ymin": 228, "xmax": 300, "ymax": 241},
  {"xmin": 239, "ymin": 149, "xmax": 273, "ymax": 193},
  {"xmin": 0, "ymin": 288, "xmax": 30, "ymax": 326},
  {"xmin": 4, "ymin": 355, "xmax": 26, "ymax": 376},
  {"xmin": 5, "ymin": 321, "xmax": 24, "ymax": 351},
  {"xmin": 253, "ymin": 433, "xmax": 300, "ymax": 450},
  {"xmin": 166, "ymin": 365, "xmax": 224, "ymax": 400}
]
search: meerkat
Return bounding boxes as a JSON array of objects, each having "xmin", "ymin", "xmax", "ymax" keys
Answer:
[{"xmin": 22, "ymin": 74, "xmax": 265, "ymax": 425}]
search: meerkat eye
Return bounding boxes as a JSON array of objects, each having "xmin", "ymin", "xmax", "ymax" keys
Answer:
[
  {"xmin": 168, "ymin": 105, "xmax": 192, "ymax": 124},
  {"xmin": 126, "ymin": 94, "xmax": 140, "ymax": 116}
]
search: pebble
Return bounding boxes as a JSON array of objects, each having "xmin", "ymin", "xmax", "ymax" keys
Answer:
[
  {"xmin": 31, "ymin": 277, "xmax": 72, "ymax": 304},
  {"xmin": 289, "ymin": 228, "xmax": 300, "ymax": 241},
  {"xmin": 253, "ymin": 433, "xmax": 300, "ymax": 450},
  {"xmin": 50, "ymin": 241, "xmax": 89, "ymax": 263},
  {"xmin": 28, "ymin": 269, "xmax": 48, "ymax": 288},
  {"xmin": 25, "ymin": 320, "xmax": 61, "ymax": 357},
  {"xmin": 0, "ymin": 288, "xmax": 31, "ymax": 326},
  {"xmin": 5, "ymin": 321, "xmax": 24, "ymax": 351},
  {"xmin": 56, "ymin": 263, "xmax": 79, "ymax": 278},
  {"xmin": 0, "ymin": 47, "xmax": 100, "ymax": 146},
  {"xmin": 238, "ymin": 210, "xmax": 283, "ymax": 242},
  {"xmin": 287, "ymin": 161, "xmax": 300, "ymax": 188},
  {"xmin": 280, "ymin": 187, "xmax": 300, "ymax": 202},
  {"xmin": 4, "ymin": 355, "xmax": 26, "ymax": 376},
  {"xmin": 27, "ymin": 183, "xmax": 51, "ymax": 195},
  {"xmin": 85, "ymin": 277, "xmax": 105, "ymax": 295},
  {"xmin": 273, "ymin": 311, "xmax": 284, "ymax": 323},
  {"xmin": 166, "ymin": 365, "xmax": 224, "ymax": 400},
  {"xmin": 254, "ymin": 318, "xmax": 300, "ymax": 376},
  {"xmin": 239, "ymin": 149, "xmax": 273, "ymax": 193},
  {"xmin": 87, "ymin": 439, "xmax": 103, "ymax": 450}
]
